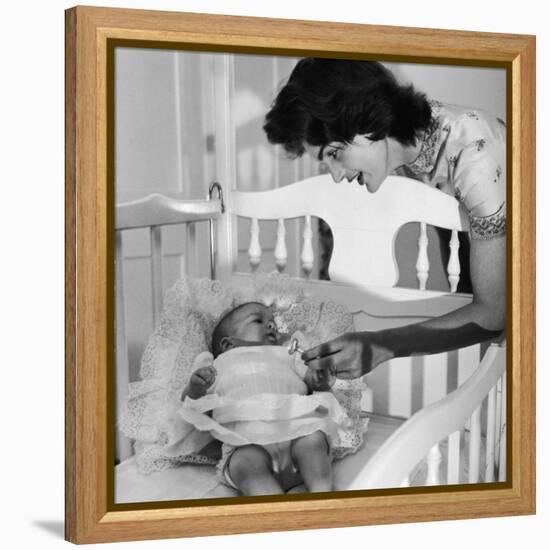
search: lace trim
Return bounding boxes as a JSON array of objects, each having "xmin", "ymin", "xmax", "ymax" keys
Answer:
[
  {"xmin": 331, "ymin": 382, "xmax": 370, "ymax": 459},
  {"xmin": 469, "ymin": 203, "xmax": 506, "ymax": 240},
  {"xmin": 134, "ymin": 444, "xmax": 219, "ymax": 474}
]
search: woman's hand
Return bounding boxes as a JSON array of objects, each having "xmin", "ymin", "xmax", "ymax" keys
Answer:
[
  {"xmin": 301, "ymin": 331, "xmax": 392, "ymax": 380},
  {"xmin": 304, "ymin": 366, "xmax": 336, "ymax": 392},
  {"xmin": 184, "ymin": 366, "xmax": 217, "ymax": 400}
]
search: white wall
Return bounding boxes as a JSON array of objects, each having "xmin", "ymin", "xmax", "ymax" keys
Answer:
[
  {"xmin": 388, "ymin": 62, "xmax": 506, "ymax": 119},
  {"xmin": 3, "ymin": 1, "xmax": 547, "ymax": 549}
]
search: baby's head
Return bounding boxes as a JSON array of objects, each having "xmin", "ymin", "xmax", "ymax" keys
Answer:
[{"xmin": 211, "ymin": 302, "xmax": 280, "ymax": 358}]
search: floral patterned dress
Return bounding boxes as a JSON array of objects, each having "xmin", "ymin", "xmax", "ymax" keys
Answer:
[{"xmin": 396, "ymin": 100, "xmax": 506, "ymax": 241}]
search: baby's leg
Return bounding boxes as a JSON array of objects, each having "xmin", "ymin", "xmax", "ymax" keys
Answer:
[
  {"xmin": 227, "ymin": 445, "xmax": 284, "ymax": 496},
  {"xmin": 290, "ymin": 431, "xmax": 333, "ymax": 493}
]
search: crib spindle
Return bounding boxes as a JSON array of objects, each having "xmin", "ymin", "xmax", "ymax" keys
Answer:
[
  {"xmin": 447, "ymin": 230, "xmax": 461, "ymax": 292},
  {"xmin": 485, "ymin": 385, "xmax": 497, "ymax": 482},
  {"xmin": 301, "ymin": 216, "xmax": 314, "ymax": 278},
  {"xmin": 183, "ymin": 222, "xmax": 191, "ymax": 276},
  {"xmin": 115, "ymin": 232, "xmax": 133, "ymax": 462},
  {"xmin": 188, "ymin": 221, "xmax": 200, "ymax": 278},
  {"xmin": 293, "ymin": 153, "xmax": 306, "ymax": 278},
  {"xmin": 416, "ymin": 222, "xmax": 429, "ymax": 290},
  {"xmin": 468, "ymin": 405, "xmax": 482, "ymax": 483},
  {"xmin": 425, "ymin": 443, "xmax": 442, "ymax": 485},
  {"xmin": 498, "ymin": 372, "xmax": 507, "ymax": 482},
  {"xmin": 293, "ymin": 219, "xmax": 301, "ymax": 278},
  {"xmin": 274, "ymin": 219, "xmax": 287, "ymax": 272},
  {"xmin": 494, "ymin": 376, "xmax": 503, "ymax": 470},
  {"xmin": 248, "ymin": 218, "xmax": 261, "ymax": 271},
  {"xmin": 150, "ymin": 226, "xmax": 163, "ymax": 327},
  {"xmin": 447, "ymin": 430, "xmax": 461, "ymax": 484}
]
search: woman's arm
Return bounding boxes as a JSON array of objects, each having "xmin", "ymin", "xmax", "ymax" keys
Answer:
[{"xmin": 303, "ymin": 234, "xmax": 506, "ymax": 379}]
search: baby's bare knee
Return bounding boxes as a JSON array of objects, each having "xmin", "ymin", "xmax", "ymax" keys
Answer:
[
  {"xmin": 291, "ymin": 431, "xmax": 329, "ymax": 457},
  {"xmin": 228, "ymin": 445, "xmax": 272, "ymax": 481}
]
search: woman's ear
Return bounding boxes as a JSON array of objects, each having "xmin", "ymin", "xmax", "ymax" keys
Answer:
[{"xmin": 219, "ymin": 336, "xmax": 234, "ymax": 353}]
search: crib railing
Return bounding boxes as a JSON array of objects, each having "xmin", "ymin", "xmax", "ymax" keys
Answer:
[
  {"xmin": 348, "ymin": 342, "xmax": 507, "ymax": 489},
  {"xmin": 243, "ymin": 216, "xmax": 461, "ymax": 291},
  {"xmin": 246, "ymin": 215, "xmax": 316, "ymax": 278},
  {"xmin": 230, "ymin": 174, "xmax": 470, "ymax": 291},
  {"xmin": 115, "ymin": 193, "xmax": 222, "ymax": 462}
]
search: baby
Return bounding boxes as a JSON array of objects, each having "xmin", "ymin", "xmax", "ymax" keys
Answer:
[{"xmin": 179, "ymin": 301, "xmax": 349, "ymax": 496}]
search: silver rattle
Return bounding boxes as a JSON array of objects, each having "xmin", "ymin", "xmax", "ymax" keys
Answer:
[
  {"xmin": 288, "ymin": 338, "xmax": 304, "ymax": 356},
  {"xmin": 289, "ymin": 338, "xmax": 338, "ymax": 378}
]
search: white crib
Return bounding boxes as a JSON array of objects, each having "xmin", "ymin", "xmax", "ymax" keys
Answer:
[{"xmin": 115, "ymin": 174, "xmax": 506, "ymax": 502}]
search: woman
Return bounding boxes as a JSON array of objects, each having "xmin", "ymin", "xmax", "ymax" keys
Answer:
[{"xmin": 263, "ymin": 58, "xmax": 506, "ymax": 379}]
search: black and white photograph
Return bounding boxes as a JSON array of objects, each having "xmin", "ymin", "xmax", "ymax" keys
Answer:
[
  {"xmin": 114, "ymin": 48, "xmax": 508, "ymax": 504},
  {"xmin": 5, "ymin": 0, "xmax": 548, "ymax": 547}
]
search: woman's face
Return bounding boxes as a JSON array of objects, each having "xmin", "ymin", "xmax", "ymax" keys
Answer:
[{"xmin": 305, "ymin": 135, "xmax": 391, "ymax": 193}]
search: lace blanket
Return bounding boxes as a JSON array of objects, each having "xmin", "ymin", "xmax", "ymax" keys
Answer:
[{"xmin": 119, "ymin": 273, "xmax": 368, "ymax": 474}]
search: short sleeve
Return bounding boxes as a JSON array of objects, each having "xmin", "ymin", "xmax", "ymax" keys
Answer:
[{"xmin": 451, "ymin": 136, "xmax": 506, "ymax": 240}]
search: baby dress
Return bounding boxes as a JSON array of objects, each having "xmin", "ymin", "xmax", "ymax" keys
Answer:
[{"xmin": 179, "ymin": 345, "xmax": 351, "ymax": 449}]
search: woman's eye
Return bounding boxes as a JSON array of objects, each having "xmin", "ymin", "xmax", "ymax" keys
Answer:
[{"xmin": 326, "ymin": 146, "xmax": 345, "ymax": 161}]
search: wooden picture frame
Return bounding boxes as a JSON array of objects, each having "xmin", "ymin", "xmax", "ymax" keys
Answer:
[{"xmin": 65, "ymin": 5, "xmax": 535, "ymax": 544}]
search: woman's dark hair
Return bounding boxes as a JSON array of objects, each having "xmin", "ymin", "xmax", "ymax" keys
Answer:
[{"xmin": 263, "ymin": 58, "xmax": 432, "ymax": 157}]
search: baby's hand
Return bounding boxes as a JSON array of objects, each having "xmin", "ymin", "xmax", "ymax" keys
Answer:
[
  {"xmin": 311, "ymin": 367, "xmax": 336, "ymax": 391},
  {"xmin": 187, "ymin": 366, "xmax": 217, "ymax": 399}
]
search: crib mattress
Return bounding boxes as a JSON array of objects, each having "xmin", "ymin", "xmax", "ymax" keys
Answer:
[{"xmin": 114, "ymin": 413, "xmax": 482, "ymax": 503}]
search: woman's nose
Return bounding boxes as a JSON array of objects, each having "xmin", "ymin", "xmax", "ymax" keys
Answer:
[{"xmin": 327, "ymin": 161, "xmax": 345, "ymax": 183}]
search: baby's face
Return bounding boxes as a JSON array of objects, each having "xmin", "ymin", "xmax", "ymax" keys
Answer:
[{"xmin": 227, "ymin": 303, "xmax": 280, "ymax": 346}]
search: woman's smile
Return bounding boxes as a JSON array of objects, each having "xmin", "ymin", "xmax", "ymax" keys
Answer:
[
  {"xmin": 305, "ymin": 137, "xmax": 392, "ymax": 193},
  {"xmin": 357, "ymin": 172, "xmax": 368, "ymax": 187}
]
